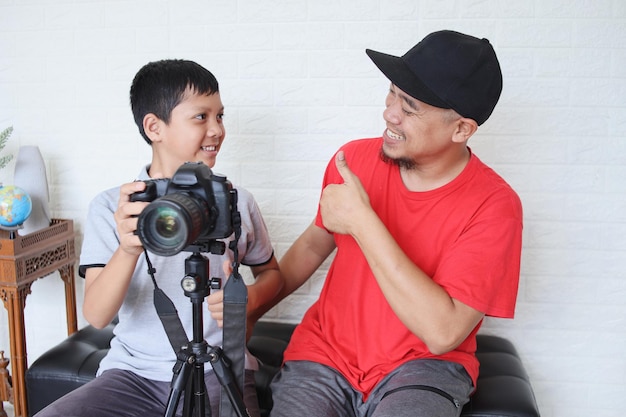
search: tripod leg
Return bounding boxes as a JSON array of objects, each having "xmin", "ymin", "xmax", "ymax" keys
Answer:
[
  {"xmin": 165, "ymin": 351, "xmax": 194, "ymax": 417},
  {"xmin": 210, "ymin": 347, "xmax": 250, "ymax": 417},
  {"xmin": 191, "ymin": 362, "xmax": 208, "ymax": 417}
]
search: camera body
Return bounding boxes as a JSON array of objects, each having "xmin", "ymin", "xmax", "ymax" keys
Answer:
[{"xmin": 130, "ymin": 161, "xmax": 236, "ymax": 256}]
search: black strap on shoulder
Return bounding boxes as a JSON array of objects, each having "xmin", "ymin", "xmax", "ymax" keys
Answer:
[
  {"xmin": 220, "ymin": 196, "xmax": 248, "ymax": 417},
  {"xmin": 220, "ymin": 272, "xmax": 247, "ymax": 417}
]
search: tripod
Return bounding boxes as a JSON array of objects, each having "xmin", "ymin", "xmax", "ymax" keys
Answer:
[{"xmin": 161, "ymin": 252, "xmax": 250, "ymax": 417}]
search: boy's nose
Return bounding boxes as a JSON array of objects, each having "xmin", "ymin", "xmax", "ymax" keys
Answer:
[{"xmin": 207, "ymin": 122, "xmax": 224, "ymax": 138}]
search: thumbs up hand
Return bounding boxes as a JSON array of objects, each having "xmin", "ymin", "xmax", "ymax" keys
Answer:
[{"xmin": 320, "ymin": 151, "xmax": 372, "ymax": 236}]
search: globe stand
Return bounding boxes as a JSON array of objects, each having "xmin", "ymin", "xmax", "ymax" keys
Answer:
[{"xmin": 0, "ymin": 224, "xmax": 24, "ymax": 240}]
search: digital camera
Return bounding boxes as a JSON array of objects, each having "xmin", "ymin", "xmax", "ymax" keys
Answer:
[{"xmin": 130, "ymin": 161, "xmax": 236, "ymax": 256}]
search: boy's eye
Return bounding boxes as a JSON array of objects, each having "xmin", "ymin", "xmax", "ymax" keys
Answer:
[
  {"xmin": 195, "ymin": 114, "xmax": 207, "ymax": 120},
  {"xmin": 217, "ymin": 113, "xmax": 224, "ymax": 121}
]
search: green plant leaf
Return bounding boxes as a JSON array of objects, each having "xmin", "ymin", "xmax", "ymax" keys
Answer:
[
  {"xmin": 0, "ymin": 126, "xmax": 13, "ymax": 148},
  {"xmin": 0, "ymin": 126, "xmax": 14, "ymax": 170},
  {"xmin": 0, "ymin": 155, "xmax": 13, "ymax": 170}
]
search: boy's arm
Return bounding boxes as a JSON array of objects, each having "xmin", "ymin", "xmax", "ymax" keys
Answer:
[
  {"xmin": 246, "ymin": 255, "xmax": 282, "ymax": 333},
  {"xmin": 83, "ymin": 181, "xmax": 149, "ymax": 329},
  {"xmin": 83, "ymin": 249, "xmax": 139, "ymax": 328}
]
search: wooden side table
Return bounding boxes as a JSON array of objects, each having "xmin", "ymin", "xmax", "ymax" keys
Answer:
[{"xmin": 0, "ymin": 219, "xmax": 77, "ymax": 417}]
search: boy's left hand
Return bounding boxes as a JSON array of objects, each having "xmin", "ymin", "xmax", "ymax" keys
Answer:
[
  {"xmin": 206, "ymin": 260, "xmax": 230, "ymax": 328},
  {"xmin": 206, "ymin": 260, "xmax": 257, "ymax": 341},
  {"xmin": 206, "ymin": 288, "xmax": 224, "ymax": 327}
]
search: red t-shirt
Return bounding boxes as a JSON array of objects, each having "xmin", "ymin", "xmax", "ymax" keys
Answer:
[{"xmin": 283, "ymin": 138, "xmax": 523, "ymax": 399}]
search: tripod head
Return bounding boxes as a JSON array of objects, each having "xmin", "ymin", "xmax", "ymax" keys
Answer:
[{"xmin": 180, "ymin": 250, "xmax": 223, "ymax": 300}]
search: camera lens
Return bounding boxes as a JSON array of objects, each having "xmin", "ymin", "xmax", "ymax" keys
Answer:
[
  {"xmin": 153, "ymin": 206, "xmax": 182, "ymax": 239},
  {"xmin": 136, "ymin": 193, "xmax": 210, "ymax": 256}
]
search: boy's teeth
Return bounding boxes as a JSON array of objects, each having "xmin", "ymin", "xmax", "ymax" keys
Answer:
[{"xmin": 202, "ymin": 146, "xmax": 216, "ymax": 151}]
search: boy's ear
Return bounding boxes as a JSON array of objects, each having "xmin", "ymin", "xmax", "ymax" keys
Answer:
[{"xmin": 143, "ymin": 113, "xmax": 164, "ymax": 143}]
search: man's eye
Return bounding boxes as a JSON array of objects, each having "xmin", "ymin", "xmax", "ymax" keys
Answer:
[{"xmin": 402, "ymin": 108, "xmax": 415, "ymax": 116}]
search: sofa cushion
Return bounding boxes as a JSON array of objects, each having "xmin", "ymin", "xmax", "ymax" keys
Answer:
[{"xmin": 26, "ymin": 323, "xmax": 540, "ymax": 417}]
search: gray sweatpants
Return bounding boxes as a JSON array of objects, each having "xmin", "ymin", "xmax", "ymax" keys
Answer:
[
  {"xmin": 270, "ymin": 359, "xmax": 473, "ymax": 417},
  {"xmin": 34, "ymin": 368, "xmax": 259, "ymax": 417}
]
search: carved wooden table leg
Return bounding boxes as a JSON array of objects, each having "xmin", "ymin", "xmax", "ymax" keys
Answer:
[
  {"xmin": 0, "ymin": 350, "xmax": 11, "ymax": 417},
  {"xmin": 1, "ymin": 285, "xmax": 30, "ymax": 417},
  {"xmin": 59, "ymin": 264, "xmax": 77, "ymax": 335}
]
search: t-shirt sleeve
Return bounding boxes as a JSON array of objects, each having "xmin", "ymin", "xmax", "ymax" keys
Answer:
[
  {"xmin": 236, "ymin": 187, "xmax": 275, "ymax": 267},
  {"xmin": 79, "ymin": 187, "xmax": 121, "ymax": 273},
  {"xmin": 435, "ymin": 191, "xmax": 523, "ymax": 318}
]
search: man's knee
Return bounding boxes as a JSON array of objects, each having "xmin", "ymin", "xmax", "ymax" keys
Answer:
[
  {"xmin": 369, "ymin": 360, "xmax": 472, "ymax": 417},
  {"xmin": 270, "ymin": 361, "xmax": 351, "ymax": 417},
  {"xmin": 373, "ymin": 385, "xmax": 465, "ymax": 417}
]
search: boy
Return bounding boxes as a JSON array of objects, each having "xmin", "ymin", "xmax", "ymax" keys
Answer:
[{"xmin": 36, "ymin": 59, "xmax": 282, "ymax": 417}]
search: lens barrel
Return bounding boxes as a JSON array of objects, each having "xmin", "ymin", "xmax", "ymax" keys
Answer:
[{"xmin": 136, "ymin": 193, "xmax": 210, "ymax": 256}]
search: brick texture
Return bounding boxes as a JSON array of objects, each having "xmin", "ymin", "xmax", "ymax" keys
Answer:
[{"xmin": 1, "ymin": 1, "xmax": 625, "ymax": 416}]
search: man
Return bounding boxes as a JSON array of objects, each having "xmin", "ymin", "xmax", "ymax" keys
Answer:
[{"xmin": 269, "ymin": 30, "xmax": 523, "ymax": 417}]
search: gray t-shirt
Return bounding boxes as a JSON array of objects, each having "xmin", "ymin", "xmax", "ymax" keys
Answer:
[{"xmin": 80, "ymin": 166, "xmax": 274, "ymax": 381}]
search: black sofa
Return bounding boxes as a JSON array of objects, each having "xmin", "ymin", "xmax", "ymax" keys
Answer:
[{"xmin": 26, "ymin": 321, "xmax": 540, "ymax": 417}]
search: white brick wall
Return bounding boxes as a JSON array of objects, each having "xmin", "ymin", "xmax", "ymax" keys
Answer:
[{"xmin": 1, "ymin": 1, "xmax": 625, "ymax": 415}]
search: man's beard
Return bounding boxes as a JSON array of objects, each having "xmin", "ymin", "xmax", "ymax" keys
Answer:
[{"xmin": 379, "ymin": 147, "xmax": 416, "ymax": 170}]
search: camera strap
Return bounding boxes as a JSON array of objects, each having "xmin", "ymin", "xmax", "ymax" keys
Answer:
[
  {"xmin": 220, "ymin": 200, "xmax": 248, "ymax": 417},
  {"xmin": 145, "ymin": 250, "xmax": 190, "ymax": 354}
]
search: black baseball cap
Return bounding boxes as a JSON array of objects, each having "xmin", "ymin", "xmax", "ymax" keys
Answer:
[{"xmin": 366, "ymin": 30, "xmax": 503, "ymax": 125}]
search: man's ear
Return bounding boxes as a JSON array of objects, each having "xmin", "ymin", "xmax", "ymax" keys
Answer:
[
  {"xmin": 143, "ymin": 113, "xmax": 164, "ymax": 143},
  {"xmin": 452, "ymin": 117, "xmax": 478, "ymax": 144}
]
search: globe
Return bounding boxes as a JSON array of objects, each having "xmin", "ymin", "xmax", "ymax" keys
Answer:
[{"xmin": 0, "ymin": 185, "xmax": 33, "ymax": 228}]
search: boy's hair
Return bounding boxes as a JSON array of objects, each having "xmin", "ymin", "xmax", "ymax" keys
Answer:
[{"xmin": 130, "ymin": 59, "xmax": 220, "ymax": 145}]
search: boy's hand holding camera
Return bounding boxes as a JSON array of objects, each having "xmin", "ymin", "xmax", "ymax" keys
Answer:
[
  {"xmin": 115, "ymin": 180, "xmax": 152, "ymax": 257},
  {"xmin": 114, "ymin": 177, "xmax": 231, "ymax": 326}
]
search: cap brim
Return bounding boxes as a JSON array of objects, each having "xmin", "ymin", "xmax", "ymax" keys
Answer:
[{"xmin": 366, "ymin": 49, "xmax": 450, "ymax": 109}]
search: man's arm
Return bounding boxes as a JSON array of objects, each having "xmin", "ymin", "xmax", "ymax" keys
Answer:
[
  {"xmin": 207, "ymin": 223, "xmax": 334, "ymax": 330},
  {"xmin": 320, "ymin": 152, "xmax": 484, "ymax": 355},
  {"xmin": 277, "ymin": 222, "xmax": 336, "ymax": 303}
]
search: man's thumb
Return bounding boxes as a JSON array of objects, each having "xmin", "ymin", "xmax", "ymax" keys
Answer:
[{"xmin": 335, "ymin": 151, "xmax": 354, "ymax": 182}]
